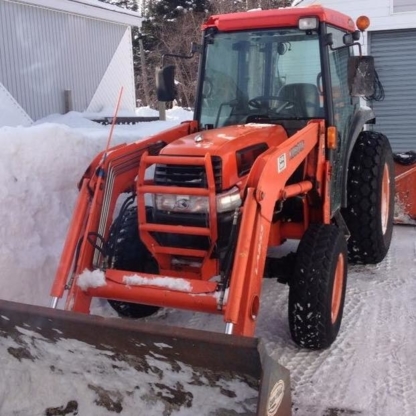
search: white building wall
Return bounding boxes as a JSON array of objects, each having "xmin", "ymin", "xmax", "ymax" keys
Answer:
[
  {"xmin": 0, "ymin": 0, "xmax": 142, "ymax": 126},
  {"xmin": 87, "ymin": 27, "xmax": 136, "ymax": 113}
]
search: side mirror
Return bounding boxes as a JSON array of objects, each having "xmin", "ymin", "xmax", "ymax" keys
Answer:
[
  {"xmin": 348, "ymin": 56, "xmax": 375, "ymax": 97},
  {"xmin": 156, "ymin": 65, "xmax": 176, "ymax": 102}
]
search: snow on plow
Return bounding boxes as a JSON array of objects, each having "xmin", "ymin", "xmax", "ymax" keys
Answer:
[
  {"xmin": 394, "ymin": 153, "xmax": 416, "ymax": 224},
  {"xmin": 0, "ymin": 299, "xmax": 291, "ymax": 416}
]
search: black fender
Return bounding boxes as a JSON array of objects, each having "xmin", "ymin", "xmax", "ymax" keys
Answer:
[{"xmin": 341, "ymin": 106, "xmax": 376, "ymax": 207}]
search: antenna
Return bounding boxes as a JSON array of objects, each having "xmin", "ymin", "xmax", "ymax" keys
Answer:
[{"xmin": 103, "ymin": 87, "xmax": 124, "ymax": 162}]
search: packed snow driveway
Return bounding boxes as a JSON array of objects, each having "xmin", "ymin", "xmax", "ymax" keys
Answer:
[{"xmin": 144, "ymin": 226, "xmax": 416, "ymax": 416}]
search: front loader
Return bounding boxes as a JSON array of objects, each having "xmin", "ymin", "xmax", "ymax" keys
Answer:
[{"xmin": 45, "ymin": 6, "xmax": 394, "ymax": 415}]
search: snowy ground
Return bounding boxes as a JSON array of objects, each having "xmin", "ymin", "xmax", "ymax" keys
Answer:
[
  {"xmin": 0, "ymin": 109, "xmax": 415, "ymax": 415},
  {"xmin": 139, "ymin": 226, "xmax": 416, "ymax": 416}
]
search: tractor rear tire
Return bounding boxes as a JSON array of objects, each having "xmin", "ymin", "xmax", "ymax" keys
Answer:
[
  {"xmin": 342, "ymin": 131, "xmax": 394, "ymax": 264},
  {"xmin": 107, "ymin": 206, "xmax": 159, "ymax": 319},
  {"xmin": 289, "ymin": 224, "xmax": 347, "ymax": 350}
]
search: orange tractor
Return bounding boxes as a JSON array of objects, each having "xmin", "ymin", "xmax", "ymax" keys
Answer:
[
  {"xmin": 44, "ymin": 6, "xmax": 394, "ymax": 414},
  {"xmin": 51, "ymin": 5, "xmax": 394, "ymax": 347}
]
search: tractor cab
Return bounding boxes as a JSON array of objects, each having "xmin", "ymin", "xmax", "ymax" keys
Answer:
[
  {"xmin": 158, "ymin": 7, "xmax": 375, "ymax": 214},
  {"xmin": 191, "ymin": 8, "xmax": 374, "ymax": 214},
  {"xmin": 160, "ymin": 8, "xmax": 373, "ymax": 135}
]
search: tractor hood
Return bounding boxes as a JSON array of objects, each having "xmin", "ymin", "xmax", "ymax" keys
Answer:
[{"xmin": 159, "ymin": 124, "xmax": 288, "ymax": 158}]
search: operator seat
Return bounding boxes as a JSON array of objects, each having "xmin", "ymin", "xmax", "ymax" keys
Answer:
[{"xmin": 277, "ymin": 83, "xmax": 321, "ymax": 118}]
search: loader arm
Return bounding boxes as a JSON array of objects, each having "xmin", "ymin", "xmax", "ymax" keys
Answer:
[
  {"xmin": 51, "ymin": 121, "xmax": 199, "ymax": 310},
  {"xmin": 225, "ymin": 121, "xmax": 326, "ymax": 335}
]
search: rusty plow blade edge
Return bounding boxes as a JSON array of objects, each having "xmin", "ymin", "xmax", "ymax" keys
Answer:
[
  {"xmin": 0, "ymin": 299, "xmax": 291, "ymax": 416},
  {"xmin": 394, "ymin": 162, "xmax": 416, "ymax": 225}
]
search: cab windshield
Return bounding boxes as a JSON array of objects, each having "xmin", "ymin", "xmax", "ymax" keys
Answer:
[{"xmin": 198, "ymin": 28, "xmax": 323, "ymax": 128}]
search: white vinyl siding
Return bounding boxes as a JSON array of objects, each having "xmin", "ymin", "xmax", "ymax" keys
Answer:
[
  {"xmin": 393, "ymin": 0, "xmax": 416, "ymax": 13},
  {"xmin": 0, "ymin": 0, "xmax": 140, "ymax": 124}
]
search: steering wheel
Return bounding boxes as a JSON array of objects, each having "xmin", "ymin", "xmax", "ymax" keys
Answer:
[
  {"xmin": 316, "ymin": 73, "xmax": 324, "ymax": 95},
  {"xmin": 248, "ymin": 95, "xmax": 296, "ymax": 114},
  {"xmin": 202, "ymin": 76, "xmax": 214, "ymax": 98}
]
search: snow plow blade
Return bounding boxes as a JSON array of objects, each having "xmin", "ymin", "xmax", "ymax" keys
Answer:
[
  {"xmin": 394, "ymin": 154, "xmax": 416, "ymax": 224},
  {"xmin": 0, "ymin": 299, "xmax": 291, "ymax": 416}
]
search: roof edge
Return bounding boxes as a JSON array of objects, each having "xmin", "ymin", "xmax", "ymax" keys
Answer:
[{"xmin": 10, "ymin": 0, "xmax": 143, "ymax": 27}]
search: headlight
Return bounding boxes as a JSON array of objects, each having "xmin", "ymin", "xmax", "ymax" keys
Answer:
[
  {"xmin": 155, "ymin": 194, "xmax": 209, "ymax": 213},
  {"xmin": 155, "ymin": 186, "xmax": 241, "ymax": 214},
  {"xmin": 298, "ymin": 17, "xmax": 319, "ymax": 31}
]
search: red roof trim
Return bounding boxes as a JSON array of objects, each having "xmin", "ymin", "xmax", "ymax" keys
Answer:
[{"xmin": 202, "ymin": 6, "xmax": 356, "ymax": 33}]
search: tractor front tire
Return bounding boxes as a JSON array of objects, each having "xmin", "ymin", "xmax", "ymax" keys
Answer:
[
  {"xmin": 289, "ymin": 224, "xmax": 347, "ymax": 350},
  {"xmin": 107, "ymin": 206, "xmax": 159, "ymax": 319},
  {"xmin": 342, "ymin": 131, "xmax": 394, "ymax": 264}
]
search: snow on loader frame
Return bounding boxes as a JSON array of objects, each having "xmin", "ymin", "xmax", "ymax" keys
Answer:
[{"xmin": 17, "ymin": 6, "xmax": 392, "ymax": 416}]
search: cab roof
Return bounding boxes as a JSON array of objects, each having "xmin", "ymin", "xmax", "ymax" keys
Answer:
[{"xmin": 202, "ymin": 6, "xmax": 356, "ymax": 33}]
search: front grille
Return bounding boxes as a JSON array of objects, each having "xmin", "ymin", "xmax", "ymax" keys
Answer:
[{"xmin": 154, "ymin": 156, "xmax": 222, "ymax": 192}]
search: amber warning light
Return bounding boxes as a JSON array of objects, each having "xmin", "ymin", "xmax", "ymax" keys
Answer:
[{"xmin": 356, "ymin": 15, "xmax": 370, "ymax": 31}]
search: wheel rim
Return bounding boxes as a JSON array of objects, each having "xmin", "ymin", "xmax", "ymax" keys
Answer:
[
  {"xmin": 381, "ymin": 163, "xmax": 390, "ymax": 235},
  {"xmin": 331, "ymin": 253, "xmax": 345, "ymax": 324}
]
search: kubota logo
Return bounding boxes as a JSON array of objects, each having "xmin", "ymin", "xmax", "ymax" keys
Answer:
[
  {"xmin": 267, "ymin": 380, "xmax": 285, "ymax": 416},
  {"xmin": 289, "ymin": 140, "xmax": 305, "ymax": 159},
  {"xmin": 175, "ymin": 198, "xmax": 190, "ymax": 210}
]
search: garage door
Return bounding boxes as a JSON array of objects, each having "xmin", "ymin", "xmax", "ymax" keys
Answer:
[{"xmin": 370, "ymin": 29, "xmax": 416, "ymax": 152}]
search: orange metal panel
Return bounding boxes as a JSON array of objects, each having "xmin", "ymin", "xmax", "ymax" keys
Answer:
[
  {"xmin": 140, "ymin": 223, "xmax": 211, "ymax": 236},
  {"xmin": 202, "ymin": 6, "xmax": 356, "ymax": 33},
  {"xmin": 152, "ymin": 246, "xmax": 207, "ymax": 257},
  {"xmin": 139, "ymin": 185, "xmax": 210, "ymax": 196}
]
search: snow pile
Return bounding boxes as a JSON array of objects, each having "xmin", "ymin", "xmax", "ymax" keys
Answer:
[
  {"xmin": 0, "ymin": 108, "xmax": 192, "ymax": 307},
  {"xmin": 124, "ymin": 275, "xmax": 193, "ymax": 292},
  {"xmin": 77, "ymin": 269, "xmax": 107, "ymax": 290},
  {"xmin": 76, "ymin": 269, "xmax": 194, "ymax": 292},
  {"xmin": 394, "ymin": 196, "xmax": 416, "ymax": 225}
]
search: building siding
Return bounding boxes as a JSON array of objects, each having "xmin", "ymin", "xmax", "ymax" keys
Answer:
[
  {"xmin": 87, "ymin": 27, "xmax": 136, "ymax": 113},
  {"xmin": 393, "ymin": 0, "xmax": 416, "ymax": 13},
  {"xmin": 0, "ymin": 1, "xmax": 126, "ymax": 120}
]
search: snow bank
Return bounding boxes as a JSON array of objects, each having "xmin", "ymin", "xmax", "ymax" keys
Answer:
[{"xmin": 0, "ymin": 108, "xmax": 192, "ymax": 307}]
